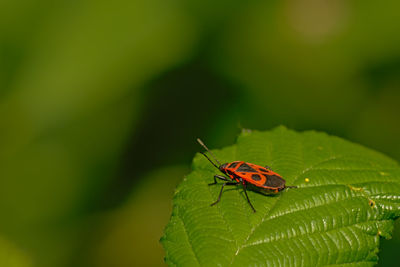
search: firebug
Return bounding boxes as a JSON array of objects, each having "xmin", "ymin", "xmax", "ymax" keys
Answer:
[{"xmin": 197, "ymin": 138, "xmax": 297, "ymax": 212}]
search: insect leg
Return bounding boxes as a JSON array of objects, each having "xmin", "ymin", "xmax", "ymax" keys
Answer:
[
  {"xmin": 210, "ymin": 182, "xmax": 238, "ymax": 206},
  {"xmin": 209, "ymin": 174, "xmax": 231, "ymax": 185},
  {"xmin": 242, "ymin": 182, "xmax": 256, "ymax": 213}
]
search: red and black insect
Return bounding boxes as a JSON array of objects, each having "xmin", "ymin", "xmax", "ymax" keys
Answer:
[{"xmin": 197, "ymin": 138, "xmax": 297, "ymax": 212}]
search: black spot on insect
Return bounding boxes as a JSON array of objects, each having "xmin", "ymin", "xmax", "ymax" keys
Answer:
[
  {"xmin": 251, "ymin": 174, "xmax": 261, "ymax": 181},
  {"xmin": 236, "ymin": 163, "xmax": 257, "ymax": 172},
  {"xmin": 259, "ymin": 168, "xmax": 269, "ymax": 172},
  {"xmin": 229, "ymin": 162, "xmax": 239, "ymax": 168},
  {"xmin": 262, "ymin": 174, "xmax": 285, "ymax": 188}
]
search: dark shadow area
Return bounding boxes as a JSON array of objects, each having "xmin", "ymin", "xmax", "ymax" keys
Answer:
[
  {"xmin": 378, "ymin": 219, "xmax": 400, "ymax": 267},
  {"xmin": 364, "ymin": 57, "xmax": 400, "ymax": 93},
  {"xmin": 99, "ymin": 60, "xmax": 241, "ymax": 209}
]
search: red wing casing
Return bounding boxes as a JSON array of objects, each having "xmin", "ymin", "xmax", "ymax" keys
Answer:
[{"xmin": 223, "ymin": 161, "xmax": 286, "ymax": 194}]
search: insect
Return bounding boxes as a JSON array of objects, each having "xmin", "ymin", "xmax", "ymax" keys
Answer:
[{"xmin": 197, "ymin": 138, "xmax": 297, "ymax": 212}]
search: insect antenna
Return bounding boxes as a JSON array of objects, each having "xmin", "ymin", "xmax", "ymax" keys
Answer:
[{"xmin": 197, "ymin": 138, "xmax": 222, "ymax": 169}]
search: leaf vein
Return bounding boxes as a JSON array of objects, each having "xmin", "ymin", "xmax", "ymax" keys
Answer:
[
  {"xmin": 176, "ymin": 215, "xmax": 201, "ymax": 266},
  {"xmin": 241, "ymin": 219, "xmax": 386, "ymax": 250}
]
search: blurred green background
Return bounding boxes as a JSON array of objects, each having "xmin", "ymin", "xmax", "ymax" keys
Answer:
[{"xmin": 1, "ymin": 0, "xmax": 399, "ymax": 266}]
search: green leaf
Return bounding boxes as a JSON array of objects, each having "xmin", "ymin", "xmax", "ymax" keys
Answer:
[{"xmin": 161, "ymin": 127, "xmax": 400, "ymax": 266}]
